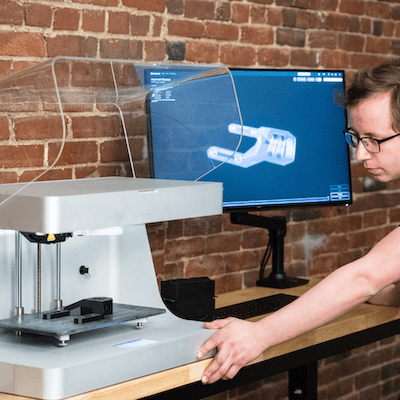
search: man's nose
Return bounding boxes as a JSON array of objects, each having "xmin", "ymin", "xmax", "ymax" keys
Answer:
[{"xmin": 356, "ymin": 141, "xmax": 372, "ymax": 161}]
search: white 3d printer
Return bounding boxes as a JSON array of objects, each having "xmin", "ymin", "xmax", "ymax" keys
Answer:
[{"xmin": 0, "ymin": 57, "xmax": 242, "ymax": 399}]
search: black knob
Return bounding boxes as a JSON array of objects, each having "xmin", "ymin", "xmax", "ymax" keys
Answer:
[{"xmin": 79, "ymin": 266, "xmax": 89, "ymax": 275}]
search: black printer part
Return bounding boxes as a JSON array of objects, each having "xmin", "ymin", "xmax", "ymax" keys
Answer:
[
  {"xmin": 21, "ymin": 232, "xmax": 72, "ymax": 244},
  {"xmin": 43, "ymin": 297, "xmax": 113, "ymax": 324},
  {"xmin": 161, "ymin": 277, "xmax": 215, "ymax": 321}
]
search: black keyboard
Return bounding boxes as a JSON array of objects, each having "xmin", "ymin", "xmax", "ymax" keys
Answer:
[{"xmin": 214, "ymin": 293, "xmax": 298, "ymax": 320}]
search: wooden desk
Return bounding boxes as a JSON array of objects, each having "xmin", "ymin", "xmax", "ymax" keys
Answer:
[{"xmin": 2, "ymin": 277, "xmax": 400, "ymax": 400}]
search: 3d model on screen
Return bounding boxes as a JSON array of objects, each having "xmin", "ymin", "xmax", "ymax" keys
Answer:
[{"xmin": 207, "ymin": 123, "xmax": 297, "ymax": 168}]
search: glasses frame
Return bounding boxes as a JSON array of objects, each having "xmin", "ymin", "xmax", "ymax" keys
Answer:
[{"xmin": 344, "ymin": 128, "xmax": 400, "ymax": 153}]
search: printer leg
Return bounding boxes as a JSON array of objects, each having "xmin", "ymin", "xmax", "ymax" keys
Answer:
[{"xmin": 288, "ymin": 361, "xmax": 318, "ymax": 400}]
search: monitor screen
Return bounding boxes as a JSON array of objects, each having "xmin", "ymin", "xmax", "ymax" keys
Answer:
[{"xmin": 146, "ymin": 67, "xmax": 352, "ymax": 212}]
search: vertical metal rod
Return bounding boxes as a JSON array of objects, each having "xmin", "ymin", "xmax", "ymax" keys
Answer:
[
  {"xmin": 14, "ymin": 232, "xmax": 23, "ymax": 335},
  {"xmin": 54, "ymin": 242, "xmax": 62, "ymax": 310},
  {"xmin": 15, "ymin": 231, "xmax": 22, "ymax": 309},
  {"xmin": 37, "ymin": 243, "xmax": 41, "ymax": 313}
]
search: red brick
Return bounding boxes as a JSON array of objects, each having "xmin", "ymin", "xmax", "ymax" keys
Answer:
[
  {"xmin": 324, "ymin": 13, "xmax": 353, "ymax": 32},
  {"xmin": 25, "ymin": 3, "xmax": 52, "ymax": 28},
  {"xmin": 365, "ymin": 37, "xmax": 391, "ymax": 55},
  {"xmin": 220, "ymin": 44, "xmax": 256, "ymax": 66},
  {"xmin": 71, "ymin": 116, "xmax": 122, "ymax": 139},
  {"xmin": 214, "ymin": 273, "xmax": 242, "ymax": 295},
  {"xmin": 47, "ymin": 35, "xmax": 97, "ymax": 58},
  {"xmin": 250, "ymin": 5, "xmax": 267, "ymax": 24},
  {"xmin": 0, "ymin": 0, "xmax": 23, "ymax": 25},
  {"xmin": 15, "ymin": 116, "xmax": 64, "ymax": 141},
  {"xmin": 276, "ymin": 28, "xmax": 306, "ymax": 47},
  {"xmin": 383, "ymin": 21, "xmax": 395, "ymax": 37},
  {"xmin": 184, "ymin": 217, "xmax": 208, "ymax": 236},
  {"xmin": 82, "ymin": 10, "xmax": 105, "ymax": 33},
  {"xmin": 297, "ymin": 10, "xmax": 324, "ymax": 29},
  {"xmin": 165, "ymin": 236, "xmax": 206, "ymax": 261},
  {"xmin": 147, "ymin": 225, "xmax": 166, "ymax": 251},
  {"xmin": 338, "ymin": 33, "xmax": 365, "ymax": 52},
  {"xmin": 206, "ymin": 22, "xmax": 239, "ymax": 41},
  {"xmin": 0, "ymin": 171, "xmax": 18, "ymax": 184},
  {"xmin": 184, "ymin": 1, "xmax": 215, "ymax": 20},
  {"xmin": 168, "ymin": 19, "xmax": 205, "ymax": 38},
  {"xmin": 339, "ymin": 0, "xmax": 365, "ymax": 15},
  {"xmin": 72, "ymin": 0, "xmax": 119, "ymax": 5},
  {"xmin": 99, "ymin": 38, "xmax": 142, "ymax": 59},
  {"xmin": 267, "ymin": 8, "xmax": 282, "ymax": 26},
  {"xmin": 207, "ymin": 215, "xmax": 223, "ymax": 235},
  {"xmin": 144, "ymin": 40, "xmax": 166, "ymax": 61},
  {"xmin": 108, "ymin": 12, "xmax": 130, "ymax": 34},
  {"xmin": 206, "ymin": 232, "xmax": 241, "ymax": 254},
  {"xmin": 53, "ymin": 8, "xmax": 80, "ymax": 31},
  {"xmin": 48, "ymin": 141, "xmax": 98, "ymax": 166},
  {"xmin": 389, "ymin": 208, "xmax": 400, "ymax": 223},
  {"xmin": 155, "ymin": 259, "xmax": 184, "ymax": 279},
  {"xmin": 122, "ymin": 0, "xmax": 165, "ymax": 12},
  {"xmin": 355, "ymin": 368, "xmax": 381, "ymax": 391},
  {"xmin": 307, "ymin": 0, "xmax": 338, "ymax": 11},
  {"xmin": 360, "ymin": 17, "xmax": 371, "ymax": 35},
  {"xmin": 232, "ymin": 4, "xmax": 249, "ymax": 23},
  {"xmin": 248, "ymin": 0, "xmax": 273, "ymax": 4},
  {"xmin": 166, "ymin": 220, "xmax": 183, "ymax": 239},
  {"xmin": 365, "ymin": 2, "xmax": 391, "ymax": 19},
  {"xmin": 241, "ymin": 26, "xmax": 273, "ymax": 45},
  {"xmin": 224, "ymin": 249, "xmax": 262, "ymax": 273},
  {"xmin": 166, "ymin": 0, "xmax": 183, "ymax": 15},
  {"xmin": 0, "ymin": 116, "xmax": 9, "ymax": 141},
  {"xmin": 0, "ymin": 32, "xmax": 45, "ymax": 57},
  {"xmin": 216, "ymin": 3, "xmax": 230, "ymax": 21},
  {"xmin": 337, "ymin": 248, "xmax": 363, "ymax": 267},
  {"xmin": 185, "ymin": 254, "xmax": 226, "ymax": 278},
  {"xmin": 0, "ymin": 145, "xmax": 44, "ymax": 168},
  {"xmin": 100, "ymin": 139, "xmax": 131, "ymax": 163},
  {"xmin": 309, "ymin": 253, "xmax": 337, "ymax": 275},
  {"xmin": 258, "ymin": 48, "xmax": 290, "ymax": 67},
  {"xmin": 130, "ymin": 15, "xmax": 151, "ymax": 36},
  {"xmin": 290, "ymin": 49, "xmax": 318, "ymax": 68},
  {"xmin": 242, "ymin": 228, "xmax": 269, "ymax": 249},
  {"xmin": 70, "ymin": 61, "xmax": 113, "ymax": 88},
  {"xmin": 309, "ymin": 31, "xmax": 338, "ymax": 49},
  {"xmin": 152, "ymin": 15, "xmax": 163, "ymax": 36},
  {"xmin": 186, "ymin": 41, "xmax": 219, "ymax": 63},
  {"xmin": 0, "ymin": 60, "xmax": 12, "ymax": 77}
]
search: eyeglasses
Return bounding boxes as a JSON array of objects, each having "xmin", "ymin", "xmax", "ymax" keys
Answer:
[{"xmin": 344, "ymin": 128, "xmax": 400, "ymax": 153}]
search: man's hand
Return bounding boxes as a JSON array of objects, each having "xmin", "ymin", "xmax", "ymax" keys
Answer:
[{"xmin": 197, "ymin": 317, "xmax": 267, "ymax": 384}]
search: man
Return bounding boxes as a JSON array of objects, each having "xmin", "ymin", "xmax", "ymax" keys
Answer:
[{"xmin": 197, "ymin": 59, "xmax": 400, "ymax": 384}]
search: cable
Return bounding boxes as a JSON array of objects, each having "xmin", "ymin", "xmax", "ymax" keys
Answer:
[{"xmin": 259, "ymin": 235, "xmax": 272, "ymax": 281}]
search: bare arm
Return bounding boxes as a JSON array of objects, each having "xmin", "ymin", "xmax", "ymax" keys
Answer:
[{"xmin": 197, "ymin": 227, "xmax": 400, "ymax": 384}]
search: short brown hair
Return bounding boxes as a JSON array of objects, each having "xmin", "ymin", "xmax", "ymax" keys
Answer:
[{"xmin": 346, "ymin": 59, "xmax": 400, "ymax": 131}]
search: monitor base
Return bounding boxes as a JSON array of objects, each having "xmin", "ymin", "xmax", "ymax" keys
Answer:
[{"xmin": 257, "ymin": 274, "xmax": 309, "ymax": 289}]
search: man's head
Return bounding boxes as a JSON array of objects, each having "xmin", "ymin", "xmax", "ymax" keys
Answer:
[
  {"xmin": 346, "ymin": 60, "xmax": 400, "ymax": 182},
  {"xmin": 346, "ymin": 59, "xmax": 400, "ymax": 132}
]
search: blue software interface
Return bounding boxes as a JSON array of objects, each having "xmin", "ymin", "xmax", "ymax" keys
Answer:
[{"xmin": 146, "ymin": 68, "xmax": 351, "ymax": 211}]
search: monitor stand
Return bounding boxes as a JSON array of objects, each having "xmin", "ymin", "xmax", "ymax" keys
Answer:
[{"xmin": 230, "ymin": 212, "xmax": 309, "ymax": 289}]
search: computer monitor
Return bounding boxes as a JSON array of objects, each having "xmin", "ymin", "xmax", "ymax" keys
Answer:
[
  {"xmin": 146, "ymin": 67, "xmax": 351, "ymax": 288},
  {"xmin": 147, "ymin": 68, "xmax": 351, "ymax": 211}
]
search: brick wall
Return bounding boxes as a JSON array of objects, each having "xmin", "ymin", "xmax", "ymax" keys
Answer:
[{"xmin": 1, "ymin": 0, "xmax": 400, "ymax": 399}]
